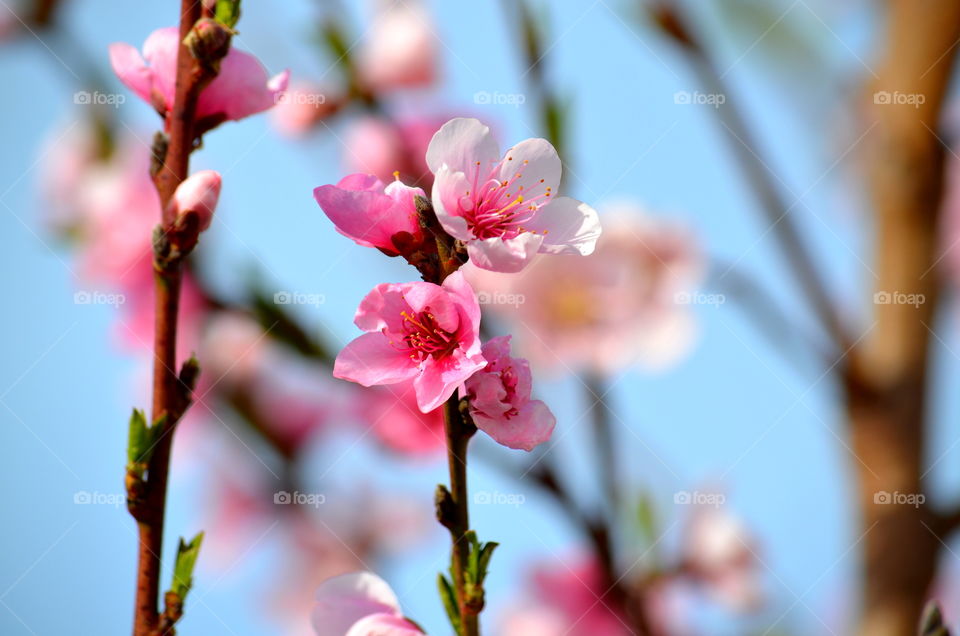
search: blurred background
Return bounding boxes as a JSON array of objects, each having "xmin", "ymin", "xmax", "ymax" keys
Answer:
[{"xmin": 2, "ymin": 0, "xmax": 960, "ymax": 634}]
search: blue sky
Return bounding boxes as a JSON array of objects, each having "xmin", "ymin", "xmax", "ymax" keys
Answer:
[{"xmin": 2, "ymin": 0, "xmax": 959, "ymax": 634}]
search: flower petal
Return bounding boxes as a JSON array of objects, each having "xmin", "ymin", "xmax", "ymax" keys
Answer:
[
  {"xmin": 198, "ymin": 48, "xmax": 286, "ymax": 121},
  {"xmin": 140, "ymin": 26, "xmax": 179, "ymax": 109},
  {"xmin": 346, "ymin": 613, "xmax": 423, "ymax": 636},
  {"xmin": 431, "ymin": 166, "xmax": 472, "ymax": 240},
  {"xmin": 413, "ymin": 354, "xmax": 485, "ymax": 412},
  {"xmin": 498, "ymin": 137, "xmax": 561, "ymax": 200},
  {"xmin": 314, "ymin": 176, "xmax": 415, "ymax": 253},
  {"xmin": 334, "ymin": 333, "xmax": 418, "ymax": 387},
  {"xmin": 426, "ymin": 117, "xmax": 499, "ymax": 175},
  {"xmin": 108, "ymin": 43, "xmax": 154, "ymax": 105},
  {"xmin": 312, "ymin": 572, "xmax": 402, "ymax": 636},
  {"xmin": 528, "ymin": 196, "xmax": 602, "ymax": 256},
  {"xmin": 466, "ymin": 233, "xmax": 543, "ymax": 273},
  {"xmin": 473, "ymin": 400, "xmax": 555, "ymax": 451}
]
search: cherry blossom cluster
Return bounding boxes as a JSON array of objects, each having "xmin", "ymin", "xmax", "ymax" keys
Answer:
[{"xmin": 315, "ymin": 117, "xmax": 602, "ymax": 452}]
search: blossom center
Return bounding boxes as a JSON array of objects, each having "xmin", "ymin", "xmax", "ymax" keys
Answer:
[
  {"xmin": 461, "ymin": 158, "xmax": 552, "ymax": 240},
  {"xmin": 394, "ymin": 309, "xmax": 457, "ymax": 361}
]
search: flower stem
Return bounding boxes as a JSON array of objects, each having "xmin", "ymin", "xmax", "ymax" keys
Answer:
[{"xmin": 441, "ymin": 397, "xmax": 479, "ymax": 636}]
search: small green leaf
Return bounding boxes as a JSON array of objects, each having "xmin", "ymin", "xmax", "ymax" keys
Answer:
[
  {"xmin": 437, "ymin": 572, "xmax": 461, "ymax": 635},
  {"xmin": 476, "ymin": 541, "xmax": 499, "ymax": 585},
  {"xmin": 214, "ymin": 0, "xmax": 241, "ymax": 29},
  {"xmin": 171, "ymin": 532, "xmax": 204, "ymax": 600},
  {"xmin": 127, "ymin": 408, "xmax": 149, "ymax": 467}
]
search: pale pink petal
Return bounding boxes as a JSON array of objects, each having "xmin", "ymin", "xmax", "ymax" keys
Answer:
[
  {"xmin": 354, "ymin": 284, "xmax": 412, "ymax": 334},
  {"xmin": 425, "ymin": 117, "xmax": 499, "ymax": 175},
  {"xmin": 140, "ymin": 26, "xmax": 179, "ymax": 109},
  {"xmin": 498, "ymin": 138, "xmax": 561, "ymax": 200},
  {"xmin": 441, "ymin": 271, "xmax": 483, "ymax": 352},
  {"xmin": 345, "ymin": 613, "xmax": 422, "ymax": 636},
  {"xmin": 312, "ymin": 572, "xmax": 402, "ymax": 636},
  {"xmin": 467, "ymin": 233, "xmax": 544, "ymax": 273},
  {"xmin": 334, "ymin": 334, "xmax": 418, "ymax": 387},
  {"xmin": 528, "ymin": 196, "xmax": 601, "ymax": 256},
  {"xmin": 414, "ymin": 353, "xmax": 485, "ymax": 413},
  {"xmin": 431, "ymin": 167, "xmax": 472, "ymax": 240},
  {"xmin": 314, "ymin": 175, "xmax": 419, "ymax": 253},
  {"xmin": 472, "ymin": 400, "xmax": 555, "ymax": 451},
  {"xmin": 108, "ymin": 43, "xmax": 153, "ymax": 105}
]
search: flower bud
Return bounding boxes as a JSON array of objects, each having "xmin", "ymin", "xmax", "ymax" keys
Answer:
[
  {"xmin": 184, "ymin": 17, "xmax": 233, "ymax": 71},
  {"xmin": 172, "ymin": 170, "xmax": 221, "ymax": 231}
]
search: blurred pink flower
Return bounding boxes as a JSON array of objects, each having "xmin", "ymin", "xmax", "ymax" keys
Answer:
[
  {"xmin": 465, "ymin": 204, "xmax": 702, "ymax": 375},
  {"xmin": 272, "ymin": 81, "xmax": 339, "ymax": 138},
  {"xmin": 463, "ymin": 336, "xmax": 555, "ymax": 451},
  {"xmin": 344, "ymin": 115, "xmax": 449, "ymax": 187},
  {"xmin": 333, "ymin": 271, "xmax": 485, "ymax": 412},
  {"xmin": 109, "ymin": 26, "xmax": 288, "ymax": 125},
  {"xmin": 312, "ymin": 572, "xmax": 422, "ymax": 636},
  {"xmin": 502, "ymin": 557, "xmax": 628, "ymax": 636},
  {"xmin": 171, "ymin": 169, "xmax": 221, "ymax": 231},
  {"xmin": 358, "ymin": 0, "xmax": 436, "ymax": 93},
  {"xmin": 427, "ymin": 117, "xmax": 601, "ymax": 272},
  {"xmin": 361, "ymin": 382, "xmax": 446, "ymax": 456},
  {"xmin": 682, "ymin": 506, "xmax": 762, "ymax": 612},
  {"xmin": 313, "ymin": 173, "xmax": 426, "ymax": 257}
]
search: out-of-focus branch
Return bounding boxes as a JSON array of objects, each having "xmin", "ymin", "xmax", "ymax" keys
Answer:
[
  {"xmin": 849, "ymin": 1, "xmax": 960, "ymax": 635},
  {"xmin": 648, "ymin": 3, "xmax": 850, "ymax": 355}
]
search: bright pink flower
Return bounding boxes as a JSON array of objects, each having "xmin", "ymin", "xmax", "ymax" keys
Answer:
[
  {"xmin": 426, "ymin": 117, "xmax": 601, "ymax": 272},
  {"xmin": 334, "ymin": 271, "xmax": 485, "ymax": 412},
  {"xmin": 463, "ymin": 336, "xmax": 554, "ymax": 451},
  {"xmin": 313, "ymin": 173, "xmax": 426, "ymax": 257},
  {"xmin": 465, "ymin": 204, "xmax": 702, "ymax": 375},
  {"xmin": 312, "ymin": 572, "xmax": 422, "ymax": 636},
  {"xmin": 682, "ymin": 506, "xmax": 762, "ymax": 612},
  {"xmin": 109, "ymin": 26, "xmax": 289, "ymax": 125},
  {"xmin": 361, "ymin": 383, "xmax": 446, "ymax": 456},
  {"xmin": 171, "ymin": 169, "xmax": 221, "ymax": 231},
  {"xmin": 358, "ymin": 0, "xmax": 436, "ymax": 93}
]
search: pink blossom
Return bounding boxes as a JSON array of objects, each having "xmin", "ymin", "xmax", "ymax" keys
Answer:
[
  {"xmin": 109, "ymin": 26, "xmax": 289, "ymax": 125},
  {"xmin": 463, "ymin": 336, "xmax": 554, "ymax": 451},
  {"xmin": 334, "ymin": 271, "xmax": 485, "ymax": 412},
  {"xmin": 272, "ymin": 81, "xmax": 339, "ymax": 138},
  {"xmin": 465, "ymin": 204, "xmax": 702, "ymax": 375},
  {"xmin": 361, "ymin": 383, "xmax": 446, "ymax": 456},
  {"xmin": 312, "ymin": 572, "xmax": 422, "ymax": 636},
  {"xmin": 343, "ymin": 116, "xmax": 447, "ymax": 188},
  {"xmin": 426, "ymin": 117, "xmax": 601, "ymax": 272},
  {"xmin": 682, "ymin": 506, "xmax": 762, "ymax": 612},
  {"xmin": 502, "ymin": 557, "xmax": 628, "ymax": 636},
  {"xmin": 171, "ymin": 169, "xmax": 221, "ymax": 231},
  {"xmin": 313, "ymin": 173, "xmax": 427, "ymax": 257},
  {"xmin": 358, "ymin": 0, "xmax": 436, "ymax": 93}
]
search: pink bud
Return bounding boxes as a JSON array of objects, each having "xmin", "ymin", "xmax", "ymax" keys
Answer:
[{"xmin": 172, "ymin": 170, "xmax": 221, "ymax": 231}]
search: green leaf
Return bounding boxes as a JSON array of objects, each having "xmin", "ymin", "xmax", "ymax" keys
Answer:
[
  {"xmin": 171, "ymin": 532, "xmax": 204, "ymax": 600},
  {"xmin": 636, "ymin": 493, "xmax": 657, "ymax": 544},
  {"xmin": 437, "ymin": 572, "xmax": 461, "ymax": 635},
  {"xmin": 214, "ymin": 0, "xmax": 241, "ymax": 29},
  {"xmin": 127, "ymin": 409, "xmax": 149, "ymax": 467},
  {"xmin": 476, "ymin": 541, "xmax": 499, "ymax": 585}
]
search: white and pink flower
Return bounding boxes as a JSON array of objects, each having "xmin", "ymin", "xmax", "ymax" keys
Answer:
[
  {"xmin": 426, "ymin": 118, "xmax": 601, "ymax": 272},
  {"xmin": 312, "ymin": 572, "xmax": 422, "ymax": 636}
]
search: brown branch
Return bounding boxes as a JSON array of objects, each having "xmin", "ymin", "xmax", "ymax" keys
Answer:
[
  {"xmin": 130, "ymin": 3, "xmax": 221, "ymax": 635},
  {"xmin": 849, "ymin": 1, "xmax": 960, "ymax": 635}
]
